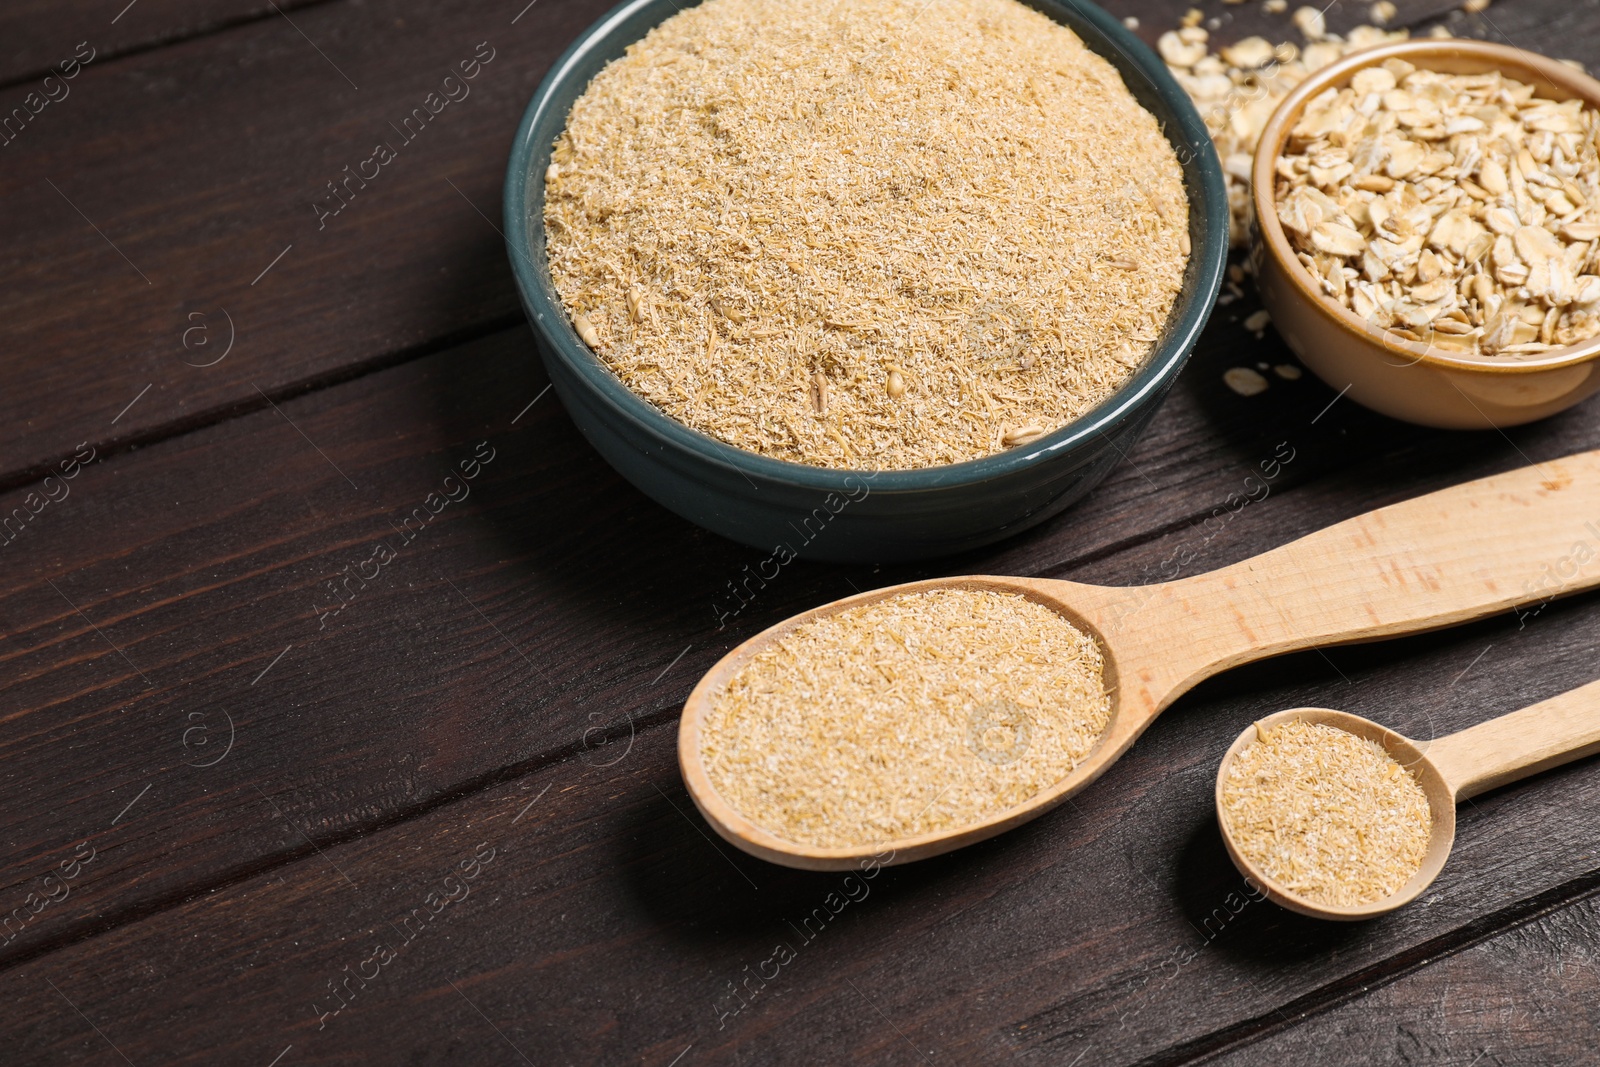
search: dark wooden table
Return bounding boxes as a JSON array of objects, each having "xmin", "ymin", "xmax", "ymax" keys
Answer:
[{"xmin": 3, "ymin": 0, "xmax": 1599, "ymax": 1063}]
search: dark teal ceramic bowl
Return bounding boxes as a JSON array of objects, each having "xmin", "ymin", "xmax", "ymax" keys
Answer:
[{"xmin": 503, "ymin": 0, "xmax": 1226, "ymax": 563}]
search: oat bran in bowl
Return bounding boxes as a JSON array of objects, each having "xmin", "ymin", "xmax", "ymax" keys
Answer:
[
  {"xmin": 1252, "ymin": 40, "xmax": 1600, "ymax": 429},
  {"xmin": 504, "ymin": 0, "xmax": 1227, "ymax": 562}
]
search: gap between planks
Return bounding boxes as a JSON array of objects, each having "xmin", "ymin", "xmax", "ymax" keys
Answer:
[
  {"xmin": 0, "ymin": 403, "xmax": 1548, "ymax": 972},
  {"xmin": 0, "ymin": 697, "xmax": 686, "ymax": 976},
  {"xmin": 1132, "ymin": 869, "xmax": 1600, "ymax": 1066},
  {"xmin": 0, "ymin": 0, "xmax": 345, "ymax": 93},
  {"xmin": 0, "ymin": 312, "xmax": 525, "ymax": 499}
]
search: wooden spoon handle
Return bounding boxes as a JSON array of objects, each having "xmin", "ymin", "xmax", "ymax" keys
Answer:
[
  {"xmin": 1423, "ymin": 678, "xmax": 1600, "ymax": 800},
  {"xmin": 1161, "ymin": 450, "xmax": 1600, "ymax": 681}
]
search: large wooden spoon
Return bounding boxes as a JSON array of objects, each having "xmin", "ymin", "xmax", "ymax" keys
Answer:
[
  {"xmin": 1216, "ymin": 678, "xmax": 1600, "ymax": 920},
  {"xmin": 679, "ymin": 451, "xmax": 1600, "ymax": 870}
]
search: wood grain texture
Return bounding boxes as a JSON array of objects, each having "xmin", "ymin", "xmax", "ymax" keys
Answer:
[
  {"xmin": 0, "ymin": 310, "xmax": 1587, "ymax": 1062},
  {"xmin": 0, "ymin": 318, "xmax": 1596, "ymax": 1060},
  {"xmin": 1427, "ymin": 677, "xmax": 1600, "ymax": 800},
  {"xmin": 0, "ymin": 0, "xmax": 332, "ymax": 87},
  {"xmin": 4, "ymin": 603, "xmax": 1600, "ymax": 1066},
  {"xmin": 0, "ymin": 301, "xmax": 1597, "ymax": 1035},
  {"xmin": 1207, "ymin": 678, "xmax": 1600, "ymax": 921},
  {"xmin": 0, "ymin": 0, "xmax": 614, "ymax": 483},
  {"xmin": 1, "ymin": 0, "xmax": 1599, "ymax": 1062},
  {"xmin": 678, "ymin": 451, "xmax": 1600, "ymax": 871},
  {"xmin": 0, "ymin": 310, "xmax": 1423, "ymax": 966},
  {"xmin": 1211, "ymin": 893, "xmax": 1600, "ymax": 1066}
]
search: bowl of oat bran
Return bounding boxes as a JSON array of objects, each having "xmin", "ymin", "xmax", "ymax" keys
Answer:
[
  {"xmin": 1252, "ymin": 40, "xmax": 1600, "ymax": 429},
  {"xmin": 504, "ymin": 0, "xmax": 1227, "ymax": 562}
]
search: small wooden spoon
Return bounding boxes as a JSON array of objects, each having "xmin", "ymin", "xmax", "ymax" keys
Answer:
[
  {"xmin": 1216, "ymin": 678, "xmax": 1600, "ymax": 920},
  {"xmin": 679, "ymin": 450, "xmax": 1600, "ymax": 870}
]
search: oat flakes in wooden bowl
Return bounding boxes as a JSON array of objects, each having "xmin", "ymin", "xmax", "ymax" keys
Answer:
[
  {"xmin": 504, "ymin": 0, "xmax": 1228, "ymax": 561},
  {"xmin": 1252, "ymin": 40, "xmax": 1600, "ymax": 428}
]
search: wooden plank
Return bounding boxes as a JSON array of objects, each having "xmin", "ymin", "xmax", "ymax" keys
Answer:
[
  {"xmin": 0, "ymin": 283, "xmax": 1596, "ymax": 970},
  {"xmin": 0, "ymin": 0, "xmax": 1476, "ymax": 93},
  {"xmin": 0, "ymin": 324, "xmax": 734, "ymax": 963},
  {"xmin": 0, "ymin": 296, "xmax": 1590, "ymax": 976},
  {"xmin": 1109, "ymin": 0, "xmax": 1598, "ymax": 68},
  {"xmin": 1, "ymin": 0, "xmax": 1598, "ymax": 1060},
  {"xmin": 4, "ymin": 595, "xmax": 1599, "ymax": 1064},
  {"xmin": 0, "ymin": 1, "xmax": 331, "ymax": 89},
  {"xmin": 0, "ymin": 0, "xmax": 615, "ymax": 484},
  {"xmin": 1110, "ymin": 0, "xmax": 1461, "ymax": 43},
  {"xmin": 0, "ymin": 313, "xmax": 1313, "ymax": 963},
  {"xmin": 1211, "ymin": 893, "xmax": 1600, "ymax": 1065}
]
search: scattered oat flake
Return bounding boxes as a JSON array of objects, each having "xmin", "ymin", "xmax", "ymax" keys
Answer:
[
  {"xmin": 701, "ymin": 588, "xmax": 1112, "ymax": 849},
  {"xmin": 1274, "ymin": 363, "xmax": 1304, "ymax": 379},
  {"xmin": 1165, "ymin": 16, "xmax": 1412, "ymax": 247},
  {"xmin": 1224, "ymin": 366, "xmax": 1271, "ymax": 395},
  {"xmin": 1243, "ymin": 309, "xmax": 1273, "ymax": 332},
  {"xmin": 545, "ymin": 0, "xmax": 1189, "ymax": 471},
  {"xmin": 1221, "ymin": 719, "xmax": 1432, "ymax": 908},
  {"xmin": 1292, "ymin": 6, "xmax": 1327, "ymax": 40}
]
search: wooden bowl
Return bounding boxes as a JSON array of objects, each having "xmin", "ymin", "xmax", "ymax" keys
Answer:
[{"xmin": 1250, "ymin": 39, "xmax": 1600, "ymax": 429}]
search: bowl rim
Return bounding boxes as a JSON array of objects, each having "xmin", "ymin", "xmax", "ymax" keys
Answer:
[
  {"xmin": 1251, "ymin": 38, "xmax": 1600, "ymax": 377},
  {"xmin": 502, "ymin": 0, "xmax": 1228, "ymax": 491}
]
